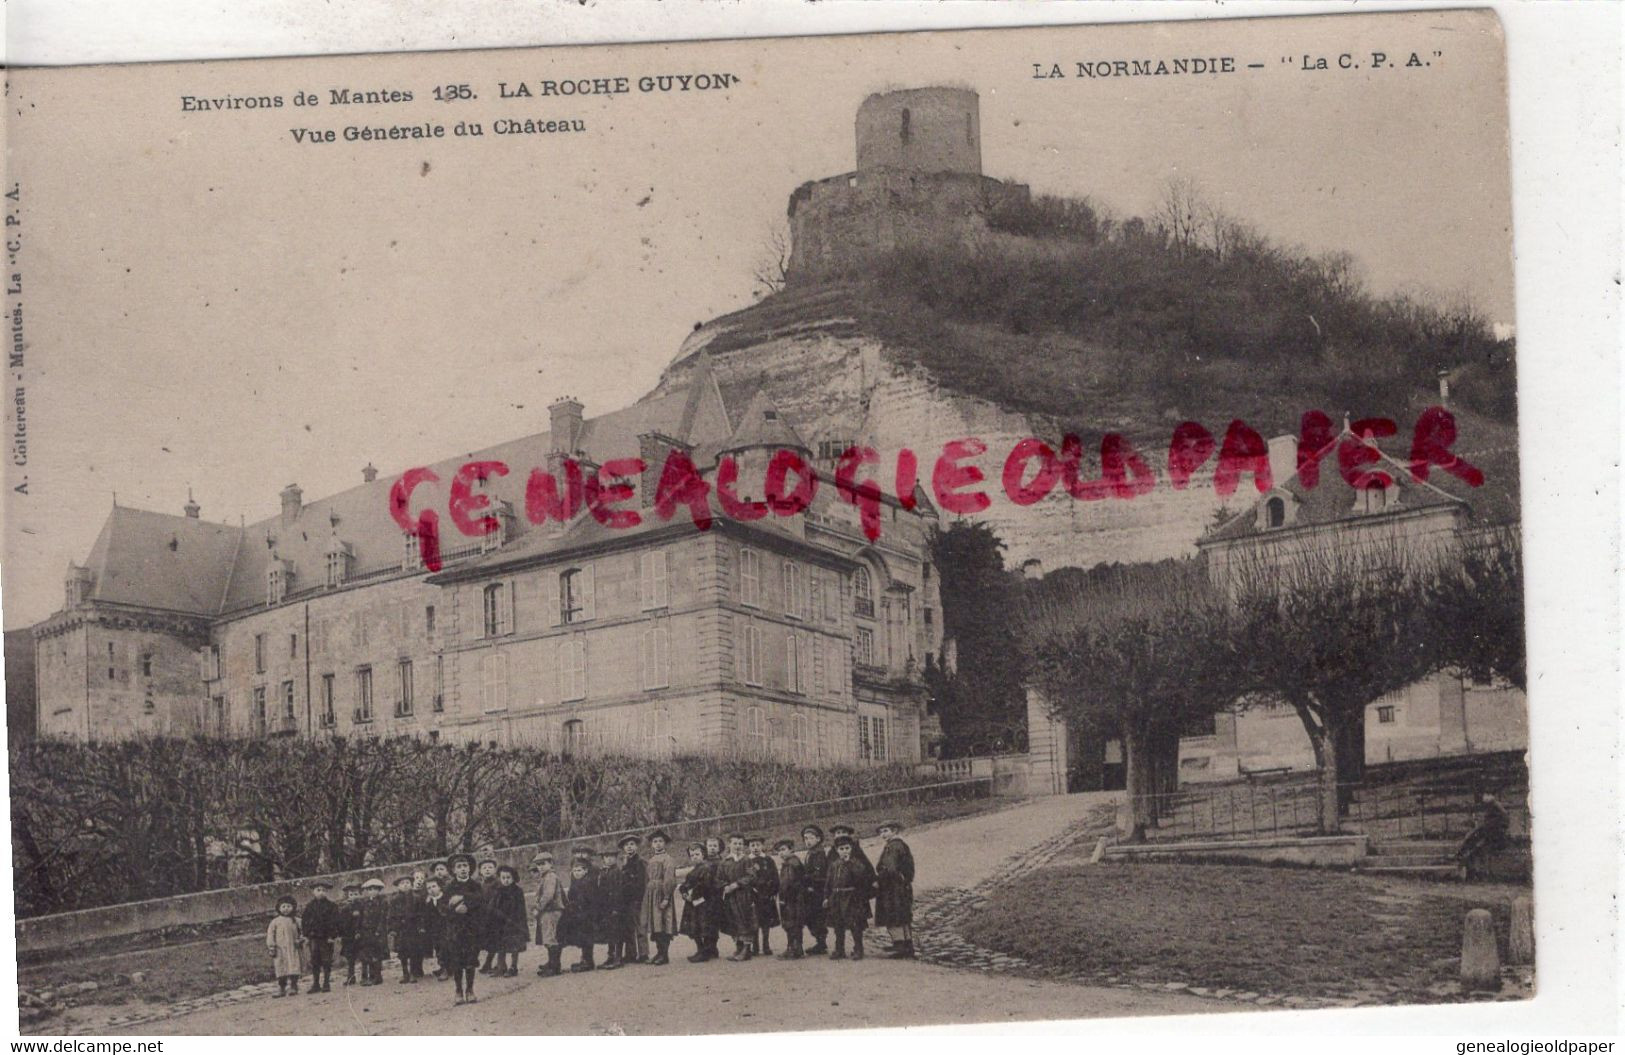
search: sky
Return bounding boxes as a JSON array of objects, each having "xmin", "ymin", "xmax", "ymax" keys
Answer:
[{"xmin": 2, "ymin": 11, "xmax": 1515, "ymax": 629}]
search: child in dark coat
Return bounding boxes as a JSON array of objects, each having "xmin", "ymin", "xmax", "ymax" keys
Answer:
[
  {"xmin": 488, "ymin": 864, "xmax": 529, "ymax": 977},
  {"xmin": 421, "ymin": 877, "xmax": 448, "ymax": 980},
  {"xmin": 800, "ymin": 825, "xmax": 831, "ymax": 955},
  {"xmin": 717, "ymin": 833, "xmax": 757, "ymax": 961},
  {"xmin": 773, "ymin": 839, "xmax": 807, "ymax": 959},
  {"xmin": 560, "ymin": 859, "xmax": 599, "ymax": 972},
  {"xmin": 824, "ymin": 835, "xmax": 874, "ymax": 961},
  {"xmin": 339, "ymin": 883, "xmax": 363, "ymax": 985},
  {"xmin": 357, "ymin": 878, "xmax": 390, "ymax": 985},
  {"xmin": 301, "ymin": 880, "xmax": 341, "ymax": 992},
  {"xmin": 389, "ymin": 876, "xmax": 429, "ymax": 982},
  {"xmin": 475, "ymin": 858, "xmax": 501, "ymax": 974},
  {"xmin": 678, "ymin": 842, "xmax": 718, "ymax": 963},
  {"xmin": 439, "ymin": 853, "xmax": 485, "ymax": 1004},
  {"xmin": 874, "ymin": 820, "xmax": 917, "ymax": 959},
  {"xmin": 594, "ymin": 848, "xmax": 625, "ymax": 969},
  {"xmin": 746, "ymin": 835, "xmax": 780, "ymax": 957},
  {"xmin": 616, "ymin": 835, "xmax": 650, "ymax": 965}
]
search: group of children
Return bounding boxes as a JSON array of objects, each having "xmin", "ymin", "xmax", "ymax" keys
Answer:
[{"xmin": 266, "ymin": 820, "xmax": 917, "ymax": 1005}]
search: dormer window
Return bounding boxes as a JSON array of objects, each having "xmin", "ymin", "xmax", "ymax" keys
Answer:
[
  {"xmin": 325, "ymin": 540, "xmax": 353, "ymax": 587},
  {"xmin": 1265, "ymin": 496, "xmax": 1286, "ymax": 529},
  {"xmin": 267, "ymin": 560, "xmax": 292, "ymax": 605},
  {"xmin": 481, "ymin": 500, "xmax": 515, "ymax": 554},
  {"xmin": 1355, "ymin": 486, "xmax": 1394, "ymax": 516},
  {"xmin": 403, "ymin": 531, "xmax": 422, "ymax": 571}
]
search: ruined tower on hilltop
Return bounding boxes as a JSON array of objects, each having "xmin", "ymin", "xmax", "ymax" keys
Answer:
[{"xmin": 785, "ymin": 86, "xmax": 1030, "ymax": 281}]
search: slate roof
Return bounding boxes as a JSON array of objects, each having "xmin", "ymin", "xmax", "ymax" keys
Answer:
[
  {"xmin": 1204, "ymin": 413, "xmax": 1521, "ymax": 545},
  {"xmin": 72, "ymin": 374, "xmax": 734, "ymax": 619}
]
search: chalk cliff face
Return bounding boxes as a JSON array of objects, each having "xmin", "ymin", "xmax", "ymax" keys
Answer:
[{"xmin": 645, "ymin": 286, "xmax": 1258, "ymax": 573}]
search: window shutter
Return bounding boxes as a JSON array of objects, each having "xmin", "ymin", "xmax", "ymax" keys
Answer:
[
  {"xmin": 504, "ymin": 581, "xmax": 516, "ymax": 635},
  {"xmin": 580, "ymin": 564, "xmax": 596, "ymax": 622},
  {"xmin": 546, "ymin": 571, "xmax": 561, "ymax": 628},
  {"xmin": 640, "ymin": 627, "xmax": 653, "ymax": 690},
  {"xmin": 654, "ymin": 550, "xmax": 668, "ymax": 608},
  {"xmin": 639, "ymin": 553, "xmax": 653, "ymax": 609}
]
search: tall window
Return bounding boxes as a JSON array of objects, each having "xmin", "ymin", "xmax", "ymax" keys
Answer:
[
  {"xmin": 783, "ymin": 562, "xmax": 805, "ymax": 619},
  {"xmin": 560, "ymin": 567, "xmax": 594, "ymax": 624},
  {"xmin": 480, "ymin": 652, "xmax": 507, "ymax": 712},
  {"xmin": 433, "ymin": 655, "xmax": 445, "ymax": 712},
  {"xmin": 744, "ymin": 706, "xmax": 767, "ymax": 755},
  {"xmin": 253, "ymin": 686, "xmax": 267, "ymax": 736},
  {"xmin": 289, "ymin": 632, "xmax": 298, "ymax": 659},
  {"xmin": 201, "ymin": 644, "xmax": 220, "ymax": 681},
  {"xmin": 859, "ymin": 714, "xmax": 889, "ymax": 762},
  {"xmin": 425, "ymin": 605, "xmax": 436, "ymax": 635},
  {"xmin": 739, "ymin": 548, "xmax": 761, "ymax": 607},
  {"xmin": 855, "ymin": 627, "xmax": 875, "ymax": 667},
  {"xmin": 213, "ymin": 695, "xmax": 228, "ymax": 736},
  {"xmin": 740, "ymin": 622, "xmax": 763, "ymax": 686},
  {"xmin": 853, "ymin": 566, "xmax": 874, "ymax": 617},
  {"xmin": 107, "ymin": 641, "xmax": 116, "ymax": 682},
  {"xmin": 560, "ymin": 637, "xmax": 587, "ymax": 702},
  {"xmin": 900, "ymin": 106, "xmax": 911, "ymax": 144},
  {"xmin": 641, "ymin": 624, "xmax": 671, "ymax": 690},
  {"xmin": 483, "ymin": 582, "xmax": 512, "ymax": 637},
  {"xmin": 326, "ymin": 547, "xmax": 348, "ymax": 587},
  {"xmin": 354, "ymin": 667, "xmax": 374, "ymax": 723},
  {"xmin": 140, "ymin": 652, "xmax": 153, "ymax": 678},
  {"xmin": 281, "ymin": 680, "xmax": 295, "ymax": 725},
  {"xmin": 786, "ymin": 631, "xmax": 805, "ymax": 694},
  {"xmin": 403, "ymin": 531, "xmax": 422, "ymax": 571},
  {"xmin": 254, "ymin": 633, "xmax": 266, "ymax": 674},
  {"xmin": 397, "ymin": 658, "xmax": 414, "ymax": 717},
  {"xmin": 640, "ymin": 550, "xmax": 670, "ymax": 610},
  {"xmin": 791, "ymin": 713, "xmax": 810, "ymax": 761},
  {"xmin": 641, "ymin": 707, "xmax": 672, "ymax": 755},
  {"xmin": 827, "ymin": 638, "xmax": 845, "ymax": 698},
  {"xmin": 320, "ymin": 674, "xmax": 336, "ymax": 727},
  {"xmin": 562, "ymin": 718, "xmax": 585, "ymax": 757}
]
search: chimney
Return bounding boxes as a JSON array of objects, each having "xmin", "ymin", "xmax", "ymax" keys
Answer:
[
  {"xmin": 183, "ymin": 487, "xmax": 200, "ymax": 519},
  {"xmin": 362, "ymin": 462, "xmax": 379, "ymax": 483},
  {"xmin": 1437, "ymin": 369, "xmax": 1451, "ymax": 403},
  {"xmin": 549, "ymin": 397, "xmax": 585, "ymax": 454},
  {"xmin": 279, "ymin": 484, "xmax": 303, "ymax": 523},
  {"xmin": 1267, "ymin": 435, "xmax": 1298, "ymax": 488}
]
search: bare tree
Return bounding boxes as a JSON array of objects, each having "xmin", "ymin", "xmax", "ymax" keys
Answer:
[
  {"xmin": 751, "ymin": 223, "xmax": 793, "ymax": 297},
  {"xmin": 1156, "ymin": 176, "xmax": 1207, "ymax": 258}
]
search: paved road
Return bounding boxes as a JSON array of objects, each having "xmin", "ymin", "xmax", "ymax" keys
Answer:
[{"xmin": 73, "ymin": 792, "xmax": 1219, "ymax": 1035}]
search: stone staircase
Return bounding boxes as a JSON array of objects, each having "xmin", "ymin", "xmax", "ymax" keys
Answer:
[{"xmin": 1354, "ymin": 839, "xmax": 1463, "ymax": 879}]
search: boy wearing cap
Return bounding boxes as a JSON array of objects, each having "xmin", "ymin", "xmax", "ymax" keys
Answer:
[
  {"xmin": 357, "ymin": 878, "xmax": 390, "ymax": 985},
  {"xmin": 640, "ymin": 831, "xmax": 679, "ymax": 966},
  {"xmin": 874, "ymin": 821, "xmax": 917, "ymax": 959},
  {"xmin": 339, "ymin": 883, "xmax": 363, "ymax": 985},
  {"xmin": 531, "ymin": 853, "xmax": 566, "ymax": 977},
  {"xmin": 301, "ymin": 881, "xmax": 341, "ymax": 992},
  {"xmin": 476, "ymin": 858, "xmax": 501, "ymax": 974},
  {"xmin": 717, "ymin": 833, "xmax": 757, "ymax": 961},
  {"xmin": 560, "ymin": 855, "xmax": 599, "ymax": 972},
  {"xmin": 800, "ymin": 826, "xmax": 830, "ymax": 955},
  {"xmin": 617, "ymin": 835, "xmax": 649, "ymax": 965},
  {"xmin": 746, "ymin": 835, "xmax": 780, "ymax": 957},
  {"xmin": 268, "ymin": 894, "xmax": 304, "ymax": 997},
  {"xmin": 440, "ymin": 853, "xmax": 484, "ymax": 1003},
  {"xmin": 594, "ymin": 848, "xmax": 626, "ymax": 969},
  {"xmin": 390, "ymin": 876, "xmax": 428, "ymax": 982},
  {"xmin": 824, "ymin": 835, "xmax": 873, "ymax": 960},
  {"xmin": 773, "ymin": 839, "xmax": 807, "ymax": 959}
]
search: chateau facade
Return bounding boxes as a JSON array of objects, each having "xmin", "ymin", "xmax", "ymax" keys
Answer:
[{"xmin": 33, "ymin": 374, "xmax": 942, "ymax": 763}]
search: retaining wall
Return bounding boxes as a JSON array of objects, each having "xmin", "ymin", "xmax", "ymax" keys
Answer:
[
  {"xmin": 1102, "ymin": 834, "xmax": 1369, "ymax": 869},
  {"xmin": 15, "ymin": 778, "xmax": 990, "ymax": 954}
]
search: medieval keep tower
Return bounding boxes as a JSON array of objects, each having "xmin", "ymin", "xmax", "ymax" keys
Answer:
[{"xmin": 786, "ymin": 86, "xmax": 1028, "ymax": 281}]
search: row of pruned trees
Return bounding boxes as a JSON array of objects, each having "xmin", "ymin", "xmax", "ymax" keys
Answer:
[
  {"xmin": 1022, "ymin": 528, "xmax": 1524, "ymax": 839},
  {"xmin": 9, "ymin": 737, "xmax": 927, "ymax": 917}
]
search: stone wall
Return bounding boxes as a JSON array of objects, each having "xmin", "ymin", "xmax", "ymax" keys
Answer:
[{"xmin": 855, "ymin": 87, "xmax": 982, "ymax": 175}]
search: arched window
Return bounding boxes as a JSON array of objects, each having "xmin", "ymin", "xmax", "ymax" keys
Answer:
[
  {"xmin": 900, "ymin": 107, "xmax": 911, "ymax": 144},
  {"xmin": 482, "ymin": 582, "xmax": 505, "ymax": 636},
  {"xmin": 1265, "ymin": 496, "xmax": 1286, "ymax": 529},
  {"xmin": 562, "ymin": 718, "xmax": 584, "ymax": 757},
  {"xmin": 744, "ymin": 706, "xmax": 767, "ymax": 755},
  {"xmin": 853, "ymin": 566, "xmax": 874, "ymax": 618}
]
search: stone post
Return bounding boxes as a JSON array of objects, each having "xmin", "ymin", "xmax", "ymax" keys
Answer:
[
  {"xmin": 1460, "ymin": 907, "xmax": 1502, "ymax": 991},
  {"xmin": 1508, "ymin": 895, "xmax": 1535, "ymax": 966}
]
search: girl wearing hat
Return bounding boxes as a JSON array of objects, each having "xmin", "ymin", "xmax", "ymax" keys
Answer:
[
  {"xmin": 439, "ymin": 853, "xmax": 484, "ymax": 1003},
  {"xmin": 267, "ymin": 894, "xmax": 304, "ymax": 997},
  {"xmin": 488, "ymin": 864, "xmax": 530, "ymax": 977}
]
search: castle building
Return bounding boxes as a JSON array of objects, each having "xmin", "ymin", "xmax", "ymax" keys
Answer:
[
  {"xmin": 32, "ymin": 372, "xmax": 941, "ymax": 763},
  {"xmin": 786, "ymin": 86, "xmax": 1030, "ymax": 280}
]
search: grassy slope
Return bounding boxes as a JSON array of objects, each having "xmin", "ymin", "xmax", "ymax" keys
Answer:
[{"xmin": 961, "ymin": 855, "xmax": 1527, "ymax": 1003}]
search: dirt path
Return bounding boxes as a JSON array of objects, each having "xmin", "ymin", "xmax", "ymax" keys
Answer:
[{"xmin": 48, "ymin": 791, "xmax": 1220, "ymax": 1034}]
